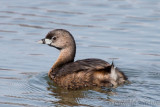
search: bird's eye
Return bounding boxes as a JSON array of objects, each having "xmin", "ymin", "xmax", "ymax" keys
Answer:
[{"xmin": 52, "ymin": 36, "xmax": 56, "ymax": 40}]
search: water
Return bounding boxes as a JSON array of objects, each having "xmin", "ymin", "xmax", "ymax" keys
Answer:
[{"xmin": 0, "ymin": 0, "xmax": 160, "ymax": 106}]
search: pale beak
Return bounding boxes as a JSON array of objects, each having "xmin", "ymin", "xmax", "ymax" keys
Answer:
[
  {"xmin": 37, "ymin": 39, "xmax": 52, "ymax": 45},
  {"xmin": 37, "ymin": 39, "xmax": 44, "ymax": 44}
]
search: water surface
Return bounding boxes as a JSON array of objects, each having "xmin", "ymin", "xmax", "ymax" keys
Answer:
[{"xmin": 0, "ymin": 0, "xmax": 160, "ymax": 106}]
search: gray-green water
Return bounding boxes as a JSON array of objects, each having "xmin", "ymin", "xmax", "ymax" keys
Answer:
[{"xmin": 0, "ymin": 0, "xmax": 160, "ymax": 107}]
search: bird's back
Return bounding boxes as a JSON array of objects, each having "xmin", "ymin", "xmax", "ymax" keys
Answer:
[
  {"xmin": 50, "ymin": 58, "xmax": 125, "ymax": 89},
  {"xmin": 53, "ymin": 58, "xmax": 110, "ymax": 77}
]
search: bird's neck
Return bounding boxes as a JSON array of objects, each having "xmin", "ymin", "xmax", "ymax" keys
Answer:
[{"xmin": 48, "ymin": 46, "xmax": 76, "ymax": 76}]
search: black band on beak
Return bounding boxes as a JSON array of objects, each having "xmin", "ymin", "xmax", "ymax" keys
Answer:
[{"xmin": 42, "ymin": 39, "xmax": 45, "ymax": 44}]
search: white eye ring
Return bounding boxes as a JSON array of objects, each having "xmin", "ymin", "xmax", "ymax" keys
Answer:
[{"xmin": 52, "ymin": 36, "xmax": 57, "ymax": 40}]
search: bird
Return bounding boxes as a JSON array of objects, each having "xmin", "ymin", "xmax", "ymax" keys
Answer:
[{"xmin": 38, "ymin": 29, "xmax": 128, "ymax": 89}]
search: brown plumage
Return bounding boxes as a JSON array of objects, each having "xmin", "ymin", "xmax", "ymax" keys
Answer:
[{"xmin": 38, "ymin": 29, "xmax": 128, "ymax": 89}]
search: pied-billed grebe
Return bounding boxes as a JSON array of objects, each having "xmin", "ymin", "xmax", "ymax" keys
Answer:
[{"xmin": 38, "ymin": 29, "xmax": 128, "ymax": 89}]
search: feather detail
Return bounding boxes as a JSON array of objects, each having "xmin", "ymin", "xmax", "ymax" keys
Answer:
[{"xmin": 110, "ymin": 62, "xmax": 118, "ymax": 81}]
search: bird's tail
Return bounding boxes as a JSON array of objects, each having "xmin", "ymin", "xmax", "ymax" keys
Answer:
[{"xmin": 110, "ymin": 61, "xmax": 118, "ymax": 81}]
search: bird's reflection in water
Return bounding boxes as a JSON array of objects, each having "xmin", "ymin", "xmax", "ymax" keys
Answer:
[{"xmin": 46, "ymin": 79, "xmax": 117, "ymax": 106}]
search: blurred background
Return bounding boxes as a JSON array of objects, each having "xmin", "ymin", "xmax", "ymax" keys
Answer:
[{"xmin": 0, "ymin": 0, "xmax": 160, "ymax": 106}]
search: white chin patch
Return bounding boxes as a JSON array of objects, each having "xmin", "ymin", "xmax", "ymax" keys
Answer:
[{"xmin": 45, "ymin": 39, "xmax": 52, "ymax": 44}]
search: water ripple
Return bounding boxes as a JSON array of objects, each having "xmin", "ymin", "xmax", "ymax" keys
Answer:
[
  {"xmin": 0, "ymin": 68, "xmax": 16, "ymax": 71},
  {"xmin": 8, "ymin": 6, "xmax": 85, "ymax": 15},
  {"xmin": 0, "ymin": 101, "xmax": 37, "ymax": 107},
  {"xmin": 0, "ymin": 11, "xmax": 57, "ymax": 19},
  {"xmin": 0, "ymin": 77, "xmax": 20, "ymax": 80},
  {"xmin": 126, "ymin": 16, "xmax": 160, "ymax": 21},
  {"xmin": 0, "ymin": 15, "xmax": 11, "ymax": 18},
  {"xmin": 47, "ymin": 21, "xmax": 98, "ymax": 28},
  {"xmin": 140, "ymin": 53, "xmax": 160, "ymax": 57},
  {"xmin": 28, "ymin": 54, "xmax": 44, "ymax": 56},
  {"xmin": 0, "ymin": 30, "xmax": 17, "ymax": 33},
  {"xmin": 18, "ymin": 24, "xmax": 51, "ymax": 29}
]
